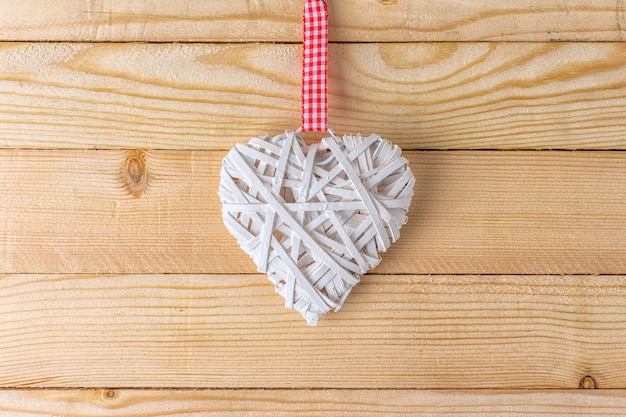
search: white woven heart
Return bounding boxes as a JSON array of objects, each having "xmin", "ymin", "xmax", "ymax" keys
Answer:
[{"xmin": 219, "ymin": 131, "xmax": 414, "ymax": 325}]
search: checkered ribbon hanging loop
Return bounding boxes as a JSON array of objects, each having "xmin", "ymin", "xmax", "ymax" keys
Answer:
[{"xmin": 302, "ymin": 0, "xmax": 328, "ymax": 132}]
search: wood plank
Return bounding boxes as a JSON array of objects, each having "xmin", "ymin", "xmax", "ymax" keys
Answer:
[
  {"xmin": 0, "ymin": 0, "xmax": 625, "ymax": 42},
  {"xmin": 1, "ymin": 42, "xmax": 626, "ymax": 150},
  {"xmin": 1, "ymin": 389, "xmax": 625, "ymax": 416},
  {"xmin": 0, "ymin": 274, "xmax": 624, "ymax": 388},
  {"xmin": 1, "ymin": 150, "xmax": 626, "ymax": 275}
]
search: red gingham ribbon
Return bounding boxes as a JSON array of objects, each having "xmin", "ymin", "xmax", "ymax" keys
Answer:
[{"xmin": 302, "ymin": 0, "xmax": 328, "ymax": 132}]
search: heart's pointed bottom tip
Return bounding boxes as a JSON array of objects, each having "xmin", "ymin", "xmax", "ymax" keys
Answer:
[{"xmin": 306, "ymin": 314, "xmax": 321, "ymax": 327}]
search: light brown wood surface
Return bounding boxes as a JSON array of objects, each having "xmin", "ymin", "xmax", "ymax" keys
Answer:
[
  {"xmin": 1, "ymin": 150, "xmax": 625, "ymax": 275},
  {"xmin": 0, "ymin": 389, "xmax": 624, "ymax": 416},
  {"xmin": 1, "ymin": 42, "xmax": 626, "ymax": 150},
  {"xmin": 0, "ymin": 0, "xmax": 625, "ymax": 42},
  {"xmin": 0, "ymin": 274, "xmax": 625, "ymax": 388},
  {"xmin": 0, "ymin": 0, "xmax": 623, "ymax": 414}
]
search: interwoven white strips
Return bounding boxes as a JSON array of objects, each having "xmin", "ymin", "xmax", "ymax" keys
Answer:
[{"xmin": 219, "ymin": 131, "xmax": 414, "ymax": 325}]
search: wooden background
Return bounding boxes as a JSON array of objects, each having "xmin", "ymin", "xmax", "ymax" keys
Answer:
[{"xmin": 1, "ymin": 0, "xmax": 626, "ymax": 415}]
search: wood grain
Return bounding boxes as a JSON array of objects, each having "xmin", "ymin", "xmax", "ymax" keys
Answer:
[
  {"xmin": 3, "ymin": 0, "xmax": 624, "ymax": 408},
  {"xmin": 0, "ymin": 0, "xmax": 625, "ymax": 42},
  {"xmin": 1, "ymin": 150, "xmax": 626, "ymax": 275},
  {"xmin": 0, "ymin": 273, "xmax": 624, "ymax": 388},
  {"xmin": 1, "ymin": 42, "xmax": 626, "ymax": 150},
  {"xmin": 1, "ymin": 389, "xmax": 624, "ymax": 416}
]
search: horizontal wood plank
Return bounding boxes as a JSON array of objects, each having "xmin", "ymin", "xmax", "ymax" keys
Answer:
[
  {"xmin": 1, "ymin": 42, "xmax": 626, "ymax": 150},
  {"xmin": 0, "ymin": 274, "xmax": 624, "ymax": 388},
  {"xmin": 0, "ymin": 0, "xmax": 625, "ymax": 42},
  {"xmin": 1, "ymin": 150, "xmax": 626, "ymax": 275},
  {"xmin": 1, "ymin": 389, "xmax": 624, "ymax": 416}
]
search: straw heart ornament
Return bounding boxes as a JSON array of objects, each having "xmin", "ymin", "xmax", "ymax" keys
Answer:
[{"xmin": 218, "ymin": 0, "xmax": 415, "ymax": 325}]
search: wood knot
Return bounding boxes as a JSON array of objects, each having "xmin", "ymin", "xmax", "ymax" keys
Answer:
[
  {"xmin": 103, "ymin": 389, "xmax": 117, "ymax": 400},
  {"xmin": 123, "ymin": 151, "xmax": 148, "ymax": 197},
  {"xmin": 579, "ymin": 375, "xmax": 598, "ymax": 389}
]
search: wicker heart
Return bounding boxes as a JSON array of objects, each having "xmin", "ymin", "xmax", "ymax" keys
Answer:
[{"xmin": 219, "ymin": 131, "xmax": 414, "ymax": 325}]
